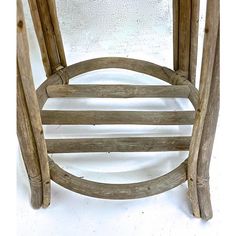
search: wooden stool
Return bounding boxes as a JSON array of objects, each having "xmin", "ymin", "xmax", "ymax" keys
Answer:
[{"xmin": 17, "ymin": 0, "xmax": 219, "ymax": 220}]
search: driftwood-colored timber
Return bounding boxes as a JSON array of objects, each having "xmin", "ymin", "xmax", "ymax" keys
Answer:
[
  {"xmin": 41, "ymin": 111, "xmax": 195, "ymax": 125},
  {"xmin": 188, "ymin": 0, "xmax": 219, "ymax": 218},
  {"xmin": 28, "ymin": 0, "xmax": 66, "ymax": 76},
  {"xmin": 173, "ymin": 0, "xmax": 200, "ymax": 84},
  {"xmin": 17, "ymin": 0, "xmax": 50, "ymax": 207},
  {"xmin": 49, "ymin": 157, "xmax": 188, "ymax": 199},
  {"xmin": 17, "ymin": 0, "xmax": 219, "ymax": 220},
  {"xmin": 197, "ymin": 28, "xmax": 220, "ymax": 220},
  {"xmin": 46, "ymin": 136, "xmax": 191, "ymax": 153}
]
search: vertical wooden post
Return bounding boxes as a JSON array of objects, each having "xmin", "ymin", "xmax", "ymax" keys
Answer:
[
  {"xmin": 28, "ymin": 0, "xmax": 67, "ymax": 76},
  {"xmin": 173, "ymin": 0, "xmax": 200, "ymax": 84},
  {"xmin": 188, "ymin": 0, "xmax": 219, "ymax": 219},
  {"xmin": 197, "ymin": 29, "xmax": 219, "ymax": 220},
  {"xmin": 173, "ymin": 0, "xmax": 179, "ymax": 71},
  {"xmin": 17, "ymin": 67, "xmax": 43, "ymax": 209},
  {"xmin": 17, "ymin": 0, "xmax": 51, "ymax": 208}
]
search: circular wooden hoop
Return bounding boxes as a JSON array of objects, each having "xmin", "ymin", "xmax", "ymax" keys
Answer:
[
  {"xmin": 37, "ymin": 57, "xmax": 198, "ymax": 108},
  {"xmin": 49, "ymin": 157, "xmax": 187, "ymax": 200},
  {"xmin": 38, "ymin": 57, "xmax": 198, "ymax": 199}
]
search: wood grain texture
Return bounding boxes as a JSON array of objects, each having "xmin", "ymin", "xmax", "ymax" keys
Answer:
[
  {"xmin": 173, "ymin": 0, "xmax": 179, "ymax": 71},
  {"xmin": 17, "ymin": 0, "xmax": 50, "ymax": 207},
  {"xmin": 41, "ymin": 110, "xmax": 195, "ymax": 125},
  {"xmin": 36, "ymin": 73, "xmax": 62, "ymax": 109},
  {"xmin": 59, "ymin": 57, "xmax": 178, "ymax": 85},
  {"xmin": 188, "ymin": 0, "xmax": 219, "ymax": 218},
  {"xmin": 197, "ymin": 28, "xmax": 219, "ymax": 220},
  {"xmin": 189, "ymin": 0, "xmax": 200, "ymax": 84},
  {"xmin": 173, "ymin": 0, "xmax": 200, "ymax": 84},
  {"xmin": 28, "ymin": 0, "xmax": 66, "ymax": 75},
  {"xmin": 46, "ymin": 136, "xmax": 191, "ymax": 153},
  {"xmin": 38, "ymin": 58, "xmax": 199, "ymax": 110},
  {"xmin": 27, "ymin": 0, "xmax": 52, "ymax": 75},
  {"xmin": 178, "ymin": 0, "xmax": 191, "ymax": 75},
  {"xmin": 46, "ymin": 84, "xmax": 190, "ymax": 98},
  {"xmin": 17, "ymin": 66, "xmax": 43, "ymax": 209},
  {"xmin": 49, "ymin": 157, "xmax": 188, "ymax": 199},
  {"xmin": 47, "ymin": 0, "xmax": 67, "ymax": 67}
]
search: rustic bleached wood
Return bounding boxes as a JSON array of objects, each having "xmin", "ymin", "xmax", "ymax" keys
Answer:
[
  {"xmin": 36, "ymin": 73, "xmax": 62, "ymax": 109},
  {"xmin": 17, "ymin": 0, "xmax": 50, "ymax": 208},
  {"xmin": 166, "ymin": 68, "xmax": 199, "ymax": 109},
  {"xmin": 189, "ymin": 0, "xmax": 200, "ymax": 84},
  {"xmin": 197, "ymin": 29, "xmax": 219, "ymax": 220},
  {"xmin": 27, "ymin": 0, "xmax": 52, "ymax": 76},
  {"xmin": 18, "ymin": 0, "xmax": 219, "ymax": 220},
  {"xmin": 178, "ymin": 0, "xmax": 191, "ymax": 75},
  {"xmin": 60, "ymin": 57, "xmax": 180, "ymax": 85},
  {"xmin": 173, "ymin": 0, "xmax": 200, "ymax": 84},
  {"xmin": 46, "ymin": 84, "xmax": 190, "ymax": 98},
  {"xmin": 188, "ymin": 0, "xmax": 219, "ymax": 218},
  {"xmin": 41, "ymin": 110, "xmax": 195, "ymax": 125},
  {"xmin": 47, "ymin": 0, "xmax": 67, "ymax": 67},
  {"xmin": 173, "ymin": 0, "xmax": 179, "ymax": 71},
  {"xmin": 49, "ymin": 157, "xmax": 188, "ymax": 199},
  {"xmin": 46, "ymin": 136, "xmax": 191, "ymax": 153},
  {"xmin": 17, "ymin": 67, "xmax": 43, "ymax": 209},
  {"xmin": 28, "ymin": 0, "xmax": 66, "ymax": 75},
  {"xmin": 38, "ymin": 58, "xmax": 198, "ymax": 110}
]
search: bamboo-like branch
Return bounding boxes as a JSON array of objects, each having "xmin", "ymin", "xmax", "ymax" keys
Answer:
[
  {"xmin": 17, "ymin": 0, "xmax": 50, "ymax": 207},
  {"xmin": 173, "ymin": 0, "xmax": 200, "ymax": 84},
  {"xmin": 28, "ymin": 0, "xmax": 66, "ymax": 76},
  {"xmin": 189, "ymin": 0, "xmax": 200, "ymax": 84},
  {"xmin": 188, "ymin": 0, "xmax": 219, "ymax": 218},
  {"xmin": 197, "ymin": 28, "xmax": 219, "ymax": 220},
  {"xmin": 178, "ymin": 0, "xmax": 192, "ymax": 75},
  {"xmin": 17, "ymin": 66, "xmax": 43, "ymax": 209}
]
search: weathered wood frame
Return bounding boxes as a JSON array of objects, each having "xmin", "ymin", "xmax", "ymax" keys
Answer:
[
  {"xmin": 173, "ymin": 0, "xmax": 200, "ymax": 84},
  {"xmin": 17, "ymin": 0, "xmax": 219, "ymax": 220}
]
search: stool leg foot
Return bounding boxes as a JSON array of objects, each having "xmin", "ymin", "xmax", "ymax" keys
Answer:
[
  {"xmin": 197, "ymin": 30, "xmax": 219, "ymax": 220},
  {"xmin": 17, "ymin": 68, "xmax": 43, "ymax": 209}
]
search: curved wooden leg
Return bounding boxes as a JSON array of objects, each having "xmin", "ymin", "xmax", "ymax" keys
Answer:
[
  {"xmin": 197, "ymin": 30, "xmax": 219, "ymax": 220},
  {"xmin": 188, "ymin": 0, "xmax": 219, "ymax": 219},
  {"xmin": 17, "ymin": 0, "xmax": 51, "ymax": 207},
  {"xmin": 17, "ymin": 71, "xmax": 43, "ymax": 209}
]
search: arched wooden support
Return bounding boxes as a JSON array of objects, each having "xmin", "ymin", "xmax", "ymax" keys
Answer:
[
  {"xmin": 37, "ymin": 57, "xmax": 199, "ymax": 109},
  {"xmin": 17, "ymin": 0, "xmax": 50, "ymax": 208},
  {"xmin": 197, "ymin": 29, "xmax": 219, "ymax": 220},
  {"xmin": 188, "ymin": 0, "xmax": 219, "ymax": 219},
  {"xmin": 173, "ymin": 0, "xmax": 200, "ymax": 84},
  {"xmin": 49, "ymin": 157, "xmax": 188, "ymax": 200},
  {"xmin": 28, "ymin": 0, "xmax": 67, "ymax": 76}
]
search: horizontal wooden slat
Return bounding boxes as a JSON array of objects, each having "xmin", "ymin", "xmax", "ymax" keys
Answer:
[
  {"xmin": 41, "ymin": 111, "xmax": 195, "ymax": 125},
  {"xmin": 46, "ymin": 136, "xmax": 191, "ymax": 153},
  {"xmin": 46, "ymin": 85, "xmax": 190, "ymax": 98},
  {"xmin": 49, "ymin": 157, "xmax": 188, "ymax": 199}
]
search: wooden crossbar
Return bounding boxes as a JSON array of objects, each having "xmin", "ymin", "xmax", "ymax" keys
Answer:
[
  {"xmin": 41, "ymin": 110, "xmax": 195, "ymax": 125},
  {"xmin": 46, "ymin": 85, "xmax": 190, "ymax": 98},
  {"xmin": 46, "ymin": 136, "xmax": 191, "ymax": 153}
]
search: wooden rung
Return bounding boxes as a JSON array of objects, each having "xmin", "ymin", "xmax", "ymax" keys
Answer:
[
  {"xmin": 41, "ymin": 111, "xmax": 195, "ymax": 125},
  {"xmin": 46, "ymin": 136, "xmax": 191, "ymax": 153},
  {"xmin": 46, "ymin": 85, "xmax": 190, "ymax": 98}
]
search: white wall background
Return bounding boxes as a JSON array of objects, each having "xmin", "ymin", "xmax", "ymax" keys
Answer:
[{"xmin": 17, "ymin": 1, "xmax": 235, "ymax": 236}]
